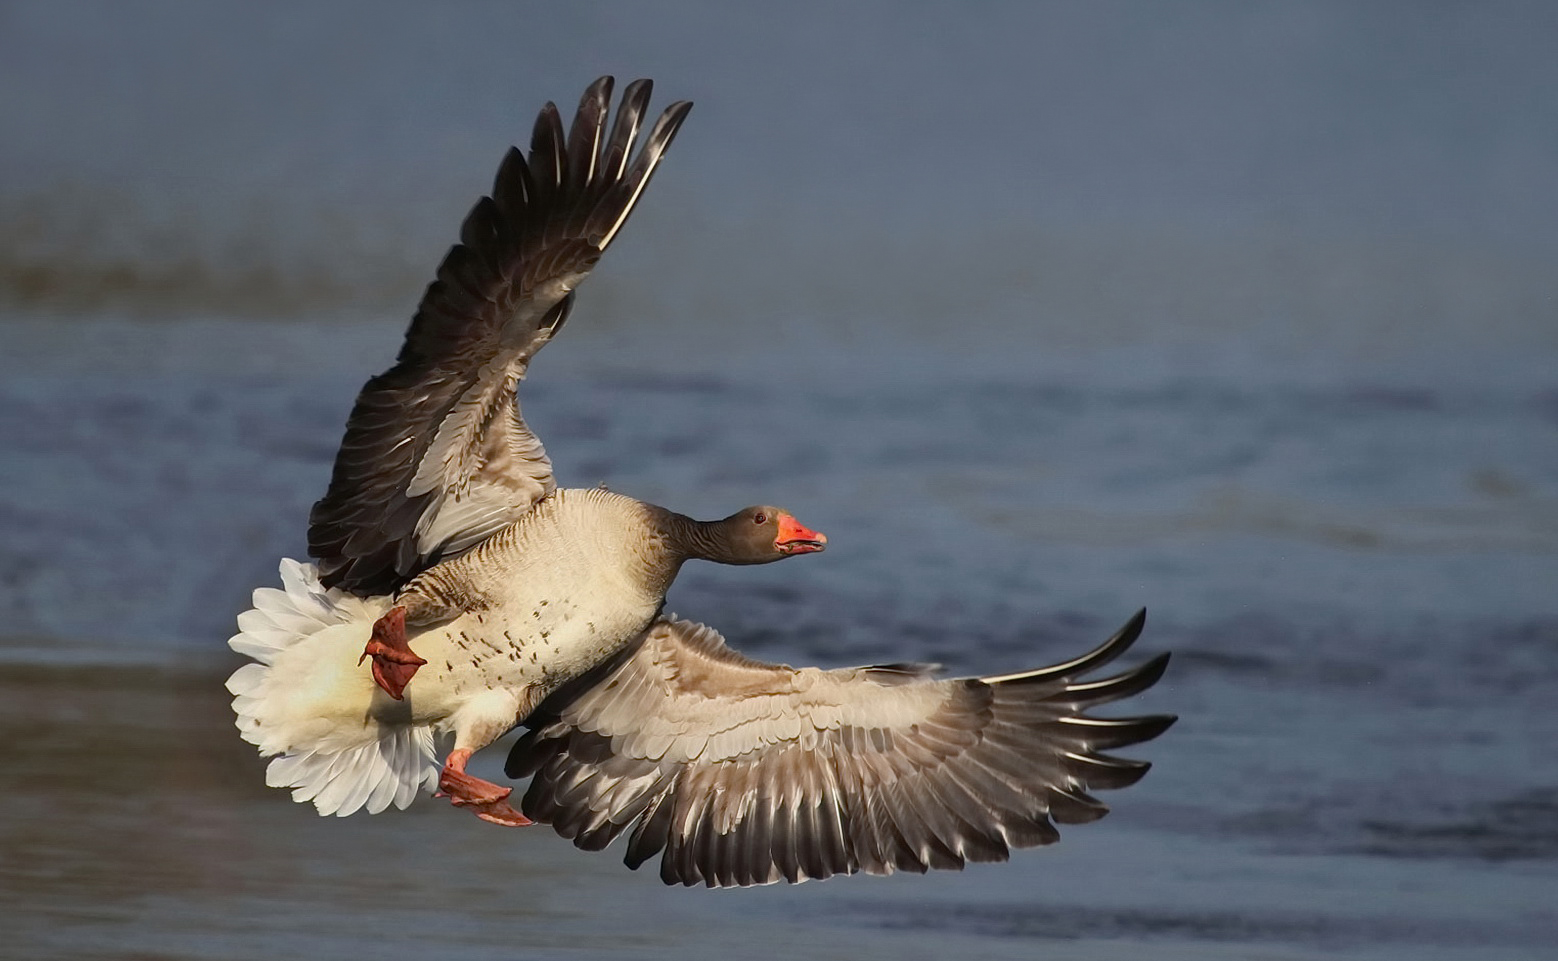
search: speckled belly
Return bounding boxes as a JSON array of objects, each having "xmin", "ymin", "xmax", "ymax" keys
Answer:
[
  {"xmin": 390, "ymin": 588, "xmax": 660, "ymax": 727},
  {"xmin": 359, "ymin": 488, "xmax": 668, "ymax": 730}
]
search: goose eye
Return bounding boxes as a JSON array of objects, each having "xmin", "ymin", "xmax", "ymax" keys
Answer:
[{"xmin": 752, "ymin": 511, "xmax": 767, "ymax": 525}]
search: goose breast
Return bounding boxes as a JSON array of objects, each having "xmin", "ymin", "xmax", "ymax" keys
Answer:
[{"xmin": 393, "ymin": 488, "xmax": 672, "ymax": 719}]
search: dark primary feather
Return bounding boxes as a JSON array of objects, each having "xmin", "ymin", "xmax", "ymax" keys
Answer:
[
  {"xmin": 507, "ymin": 610, "xmax": 1175, "ymax": 888},
  {"xmin": 309, "ymin": 77, "xmax": 693, "ymax": 595}
]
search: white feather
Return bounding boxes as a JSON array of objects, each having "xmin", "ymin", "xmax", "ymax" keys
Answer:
[{"xmin": 228, "ymin": 558, "xmax": 439, "ymax": 817}]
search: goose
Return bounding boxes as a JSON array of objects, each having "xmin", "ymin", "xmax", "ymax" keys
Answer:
[{"xmin": 228, "ymin": 76, "xmax": 1176, "ymax": 887}]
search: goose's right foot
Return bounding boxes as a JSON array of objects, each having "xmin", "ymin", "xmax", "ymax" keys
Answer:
[
  {"xmin": 438, "ymin": 749, "xmax": 533, "ymax": 827},
  {"xmin": 360, "ymin": 605, "xmax": 426, "ymax": 700}
]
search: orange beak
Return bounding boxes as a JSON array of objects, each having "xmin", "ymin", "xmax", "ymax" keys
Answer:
[{"xmin": 775, "ymin": 513, "xmax": 827, "ymax": 555}]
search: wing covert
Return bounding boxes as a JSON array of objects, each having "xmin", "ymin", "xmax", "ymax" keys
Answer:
[{"xmin": 309, "ymin": 77, "xmax": 692, "ymax": 595}]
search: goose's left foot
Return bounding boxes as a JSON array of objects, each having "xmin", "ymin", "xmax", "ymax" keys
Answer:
[
  {"xmin": 360, "ymin": 605, "xmax": 426, "ymax": 700},
  {"xmin": 438, "ymin": 749, "xmax": 533, "ymax": 826}
]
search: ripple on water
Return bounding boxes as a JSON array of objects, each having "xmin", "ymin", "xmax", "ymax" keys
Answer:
[{"xmin": 1355, "ymin": 788, "xmax": 1558, "ymax": 863}]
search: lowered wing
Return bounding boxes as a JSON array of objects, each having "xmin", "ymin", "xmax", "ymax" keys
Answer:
[{"xmin": 508, "ymin": 610, "xmax": 1174, "ymax": 887}]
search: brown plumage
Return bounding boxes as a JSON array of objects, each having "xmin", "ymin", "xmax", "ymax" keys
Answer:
[{"xmin": 308, "ymin": 77, "xmax": 693, "ymax": 595}]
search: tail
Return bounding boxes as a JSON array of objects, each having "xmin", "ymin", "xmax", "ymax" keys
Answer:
[{"xmin": 226, "ymin": 558, "xmax": 440, "ymax": 816}]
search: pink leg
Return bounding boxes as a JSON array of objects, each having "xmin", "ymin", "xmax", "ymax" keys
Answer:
[
  {"xmin": 359, "ymin": 605, "xmax": 427, "ymax": 700},
  {"xmin": 437, "ymin": 748, "xmax": 533, "ymax": 827}
]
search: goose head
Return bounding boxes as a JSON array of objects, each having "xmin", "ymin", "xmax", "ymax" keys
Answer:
[{"xmin": 694, "ymin": 506, "xmax": 827, "ymax": 565}]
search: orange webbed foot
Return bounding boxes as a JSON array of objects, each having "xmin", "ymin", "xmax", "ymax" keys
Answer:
[
  {"xmin": 438, "ymin": 749, "xmax": 533, "ymax": 827},
  {"xmin": 360, "ymin": 605, "xmax": 427, "ymax": 700}
]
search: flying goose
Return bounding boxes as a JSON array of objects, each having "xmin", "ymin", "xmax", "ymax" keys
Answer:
[{"xmin": 227, "ymin": 76, "xmax": 1175, "ymax": 886}]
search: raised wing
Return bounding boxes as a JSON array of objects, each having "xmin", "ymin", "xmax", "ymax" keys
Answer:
[
  {"xmin": 309, "ymin": 77, "xmax": 692, "ymax": 595},
  {"xmin": 507, "ymin": 611, "xmax": 1174, "ymax": 888}
]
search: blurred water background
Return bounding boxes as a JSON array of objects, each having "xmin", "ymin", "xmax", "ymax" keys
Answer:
[{"xmin": 2, "ymin": 2, "xmax": 1556, "ymax": 959}]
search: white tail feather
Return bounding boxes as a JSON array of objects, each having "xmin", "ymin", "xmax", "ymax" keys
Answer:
[{"xmin": 227, "ymin": 559, "xmax": 440, "ymax": 816}]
